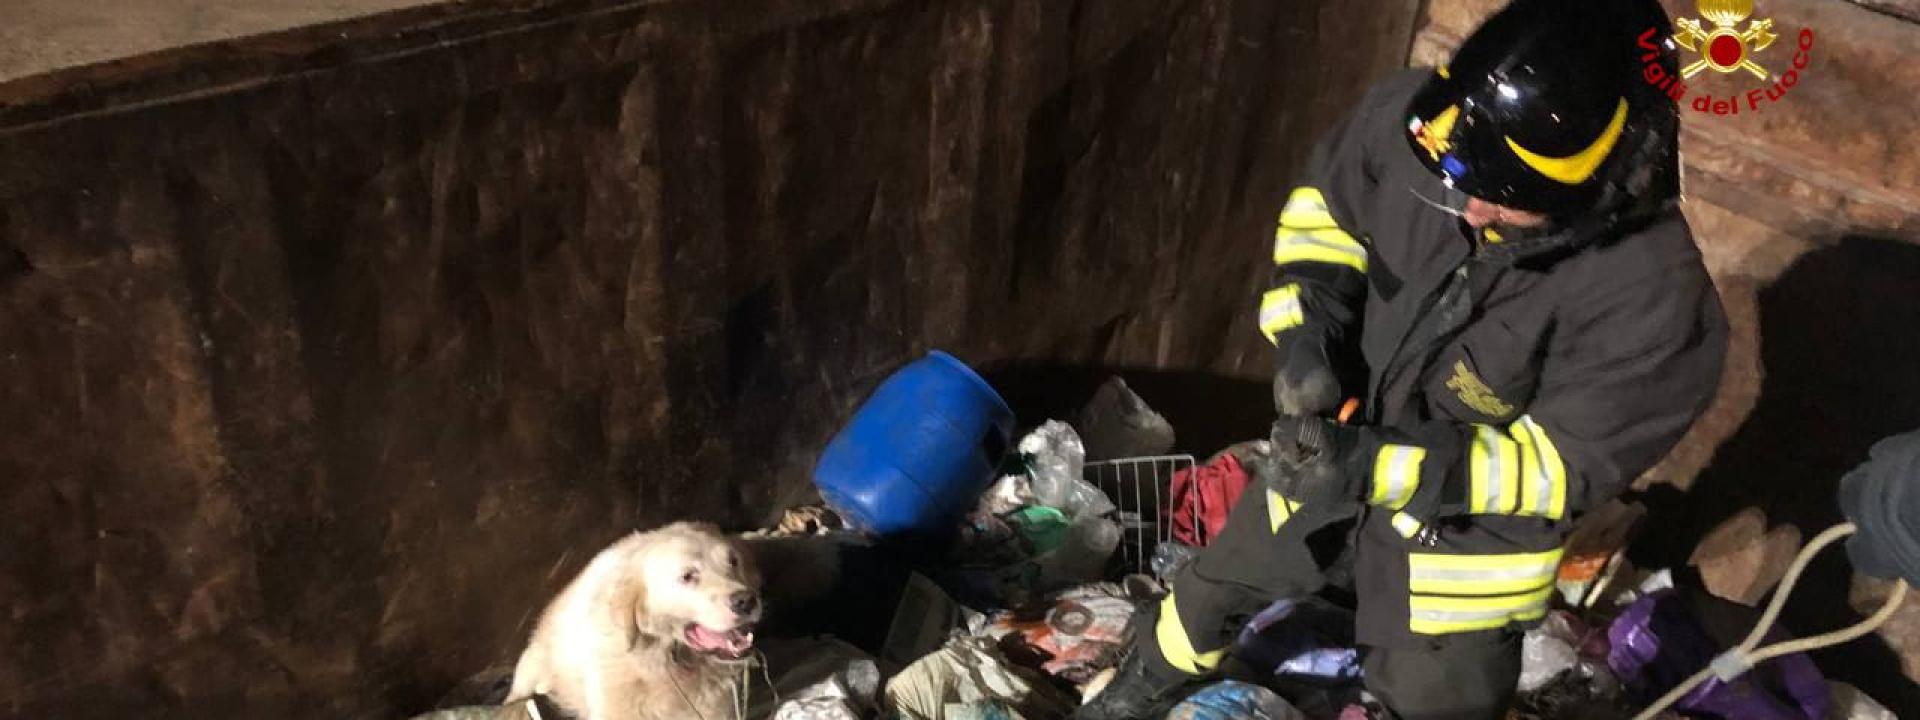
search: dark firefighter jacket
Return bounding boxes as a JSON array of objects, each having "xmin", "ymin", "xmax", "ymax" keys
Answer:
[{"xmin": 1256, "ymin": 69, "xmax": 1728, "ymax": 647}]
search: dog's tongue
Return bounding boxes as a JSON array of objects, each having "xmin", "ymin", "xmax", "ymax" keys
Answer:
[{"xmin": 686, "ymin": 624, "xmax": 753, "ymax": 657}]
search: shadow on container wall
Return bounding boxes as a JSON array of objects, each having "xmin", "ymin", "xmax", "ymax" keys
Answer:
[
  {"xmin": 1631, "ymin": 235, "xmax": 1920, "ymax": 715},
  {"xmin": 984, "ymin": 365, "xmax": 1274, "ymax": 460}
]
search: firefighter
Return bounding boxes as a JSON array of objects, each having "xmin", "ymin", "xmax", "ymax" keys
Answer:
[{"xmin": 1078, "ymin": 0, "xmax": 1728, "ymax": 718}]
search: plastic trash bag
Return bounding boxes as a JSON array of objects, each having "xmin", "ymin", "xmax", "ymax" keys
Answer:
[
  {"xmin": 1017, "ymin": 421, "xmax": 1115, "ymax": 519},
  {"xmin": 774, "ymin": 696, "xmax": 862, "ymax": 720},
  {"xmin": 1167, "ymin": 681, "xmax": 1307, "ymax": 720},
  {"xmin": 1520, "ymin": 611, "xmax": 1594, "ymax": 693},
  {"xmin": 882, "ymin": 635, "xmax": 1074, "ymax": 720},
  {"xmin": 1233, "ymin": 597, "xmax": 1361, "ymax": 683},
  {"xmin": 1827, "ymin": 681, "xmax": 1895, "ymax": 720},
  {"xmin": 1074, "ymin": 376, "xmax": 1176, "ymax": 461},
  {"xmin": 1005, "ymin": 506, "xmax": 1070, "ymax": 555},
  {"xmin": 1521, "ymin": 625, "xmax": 1580, "ymax": 693},
  {"xmin": 1607, "ymin": 590, "xmax": 1829, "ymax": 720},
  {"xmin": 748, "ymin": 636, "xmax": 882, "ymax": 720},
  {"xmin": 1033, "ymin": 516, "xmax": 1121, "ymax": 589},
  {"xmin": 979, "ymin": 474, "xmax": 1037, "ymax": 516},
  {"xmin": 1510, "ymin": 666, "xmax": 1637, "ymax": 720},
  {"xmin": 953, "ymin": 513, "xmax": 1028, "ymax": 567},
  {"xmin": 981, "ymin": 582, "xmax": 1137, "ymax": 683},
  {"xmin": 944, "ymin": 700, "xmax": 1026, "ymax": 720},
  {"xmin": 1151, "ymin": 542, "xmax": 1200, "ymax": 582},
  {"xmin": 1611, "ymin": 568, "xmax": 1676, "ymax": 609},
  {"xmin": 771, "ymin": 655, "xmax": 880, "ymax": 720}
]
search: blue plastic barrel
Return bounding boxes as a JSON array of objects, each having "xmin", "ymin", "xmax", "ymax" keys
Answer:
[{"xmin": 813, "ymin": 350, "xmax": 1015, "ymax": 537}]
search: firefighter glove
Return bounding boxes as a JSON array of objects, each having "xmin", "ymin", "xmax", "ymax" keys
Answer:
[
  {"xmin": 1266, "ymin": 416, "xmax": 1366, "ymax": 505},
  {"xmin": 1272, "ymin": 330, "xmax": 1345, "ymax": 418}
]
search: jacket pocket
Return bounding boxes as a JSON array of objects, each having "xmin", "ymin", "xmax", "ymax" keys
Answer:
[{"xmin": 1429, "ymin": 323, "xmax": 1540, "ymax": 425}]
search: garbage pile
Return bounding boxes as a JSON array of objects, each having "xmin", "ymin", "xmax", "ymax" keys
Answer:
[
  {"xmin": 769, "ymin": 356, "xmax": 1370, "ymax": 720},
  {"xmin": 775, "ymin": 353, "xmax": 1893, "ymax": 720},
  {"xmin": 421, "ymin": 352, "xmax": 1898, "ymax": 720}
]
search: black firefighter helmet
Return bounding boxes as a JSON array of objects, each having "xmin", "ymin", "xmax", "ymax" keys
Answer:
[{"xmin": 1406, "ymin": 0, "xmax": 1683, "ymax": 222}]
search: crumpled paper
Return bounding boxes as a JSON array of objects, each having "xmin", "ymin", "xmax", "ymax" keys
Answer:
[{"xmin": 882, "ymin": 636, "xmax": 1074, "ymax": 720}]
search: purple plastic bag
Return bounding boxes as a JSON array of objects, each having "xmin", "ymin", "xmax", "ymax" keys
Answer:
[
  {"xmin": 1607, "ymin": 590, "xmax": 1828, "ymax": 720},
  {"xmin": 1232, "ymin": 598, "xmax": 1363, "ymax": 682}
]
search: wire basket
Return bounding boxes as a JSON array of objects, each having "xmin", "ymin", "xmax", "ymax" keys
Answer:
[{"xmin": 1083, "ymin": 454, "xmax": 1198, "ymax": 576}]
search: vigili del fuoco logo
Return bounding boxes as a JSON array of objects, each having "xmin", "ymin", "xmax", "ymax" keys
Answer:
[{"xmin": 1638, "ymin": 0, "xmax": 1815, "ymax": 116}]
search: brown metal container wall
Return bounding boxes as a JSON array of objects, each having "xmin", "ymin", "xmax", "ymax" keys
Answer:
[{"xmin": 0, "ymin": 1, "xmax": 1419, "ymax": 716}]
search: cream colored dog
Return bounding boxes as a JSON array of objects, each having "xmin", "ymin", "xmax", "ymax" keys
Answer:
[{"xmin": 510, "ymin": 522, "xmax": 763, "ymax": 720}]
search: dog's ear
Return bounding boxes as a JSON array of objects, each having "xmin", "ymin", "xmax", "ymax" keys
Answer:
[{"xmin": 601, "ymin": 567, "xmax": 645, "ymax": 651}]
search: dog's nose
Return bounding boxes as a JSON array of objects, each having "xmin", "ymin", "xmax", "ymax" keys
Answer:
[{"xmin": 729, "ymin": 591, "xmax": 759, "ymax": 616}]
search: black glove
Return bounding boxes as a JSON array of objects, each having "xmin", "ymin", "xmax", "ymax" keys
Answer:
[
  {"xmin": 1839, "ymin": 428, "xmax": 1920, "ymax": 585},
  {"xmin": 1265, "ymin": 415, "xmax": 1366, "ymax": 505},
  {"xmin": 1272, "ymin": 331, "xmax": 1341, "ymax": 418}
]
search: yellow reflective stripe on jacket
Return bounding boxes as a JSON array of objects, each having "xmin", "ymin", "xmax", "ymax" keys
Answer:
[
  {"xmin": 1273, "ymin": 186, "xmax": 1366, "ymax": 273},
  {"xmin": 1389, "ymin": 511, "xmax": 1425, "ymax": 539},
  {"xmin": 1273, "ymin": 228, "xmax": 1366, "ymax": 273},
  {"xmin": 1510, "ymin": 416, "xmax": 1568, "ymax": 520},
  {"xmin": 1279, "ymin": 187, "xmax": 1337, "ymax": 229},
  {"xmin": 1408, "ymin": 585, "xmax": 1557, "ymax": 634},
  {"xmin": 1407, "ymin": 548, "xmax": 1564, "ymax": 595},
  {"xmin": 1406, "ymin": 548, "xmax": 1564, "ymax": 635},
  {"xmin": 1267, "ymin": 489, "xmax": 1302, "ymax": 534},
  {"xmin": 1369, "ymin": 444, "xmax": 1426, "ymax": 510},
  {"xmin": 1468, "ymin": 425, "xmax": 1521, "ymax": 514},
  {"xmin": 1155, "ymin": 593, "xmax": 1225, "ymax": 674},
  {"xmin": 1469, "ymin": 419, "xmax": 1568, "ymax": 519},
  {"xmin": 1259, "ymin": 284, "xmax": 1305, "ymax": 345}
]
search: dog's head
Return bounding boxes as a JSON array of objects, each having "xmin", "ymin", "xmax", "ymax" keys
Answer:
[{"xmin": 618, "ymin": 522, "xmax": 763, "ymax": 660}]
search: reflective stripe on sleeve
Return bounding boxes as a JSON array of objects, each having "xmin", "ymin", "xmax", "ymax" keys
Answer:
[
  {"xmin": 1369, "ymin": 444, "xmax": 1426, "ymax": 510},
  {"xmin": 1272, "ymin": 228, "xmax": 1367, "ymax": 273},
  {"xmin": 1267, "ymin": 489, "xmax": 1303, "ymax": 535},
  {"xmin": 1468, "ymin": 419, "xmax": 1569, "ymax": 520},
  {"xmin": 1156, "ymin": 593, "xmax": 1226, "ymax": 674},
  {"xmin": 1510, "ymin": 415, "xmax": 1568, "ymax": 520},
  {"xmin": 1279, "ymin": 187, "xmax": 1337, "ymax": 229},
  {"xmin": 1259, "ymin": 284, "xmax": 1305, "ymax": 345},
  {"xmin": 1390, "ymin": 511, "xmax": 1425, "ymax": 539},
  {"xmin": 1273, "ymin": 186, "xmax": 1366, "ymax": 273},
  {"xmin": 1468, "ymin": 425, "xmax": 1521, "ymax": 515}
]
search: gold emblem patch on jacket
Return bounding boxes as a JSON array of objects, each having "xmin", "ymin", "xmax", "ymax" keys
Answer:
[{"xmin": 1447, "ymin": 361, "xmax": 1515, "ymax": 417}]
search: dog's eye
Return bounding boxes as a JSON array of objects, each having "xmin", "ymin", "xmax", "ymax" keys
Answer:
[
  {"xmin": 727, "ymin": 554, "xmax": 739, "ymax": 569},
  {"xmin": 681, "ymin": 569, "xmax": 699, "ymax": 585}
]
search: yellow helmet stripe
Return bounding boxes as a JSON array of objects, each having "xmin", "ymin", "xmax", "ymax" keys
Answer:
[{"xmin": 1503, "ymin": 98, "xmax": 1629, "ymax": 185}]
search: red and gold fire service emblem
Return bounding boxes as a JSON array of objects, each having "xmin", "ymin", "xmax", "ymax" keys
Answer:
[{"xmin": 1673, "ymin": 0, "xmax": 1777, "ymax": 79}]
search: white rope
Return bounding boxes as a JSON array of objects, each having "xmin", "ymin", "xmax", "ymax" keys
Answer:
[{"xmin": 1630, "ymin": 522, "xmax": 1910, "ymax": 720}]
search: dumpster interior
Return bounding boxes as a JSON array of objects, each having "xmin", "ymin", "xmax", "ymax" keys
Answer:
[{"xmin": 2, "ymin": 0, "xmax": 1919, "ymax": 719}]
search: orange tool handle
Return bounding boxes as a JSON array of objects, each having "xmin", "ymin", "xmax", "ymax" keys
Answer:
[{"xmin": 1336, "ymin": 398, "xmax": 1361, "ymax": 425}]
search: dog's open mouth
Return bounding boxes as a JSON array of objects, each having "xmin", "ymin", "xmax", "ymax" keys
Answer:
[{"xmin": 683, "ymin": 624, "xmax": 754, "ymax": 658}]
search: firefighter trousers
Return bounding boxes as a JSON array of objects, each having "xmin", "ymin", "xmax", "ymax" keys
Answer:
[{"xmin": 1154, "ymin": 477, "xmax": 1521, "ymax": 720}]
